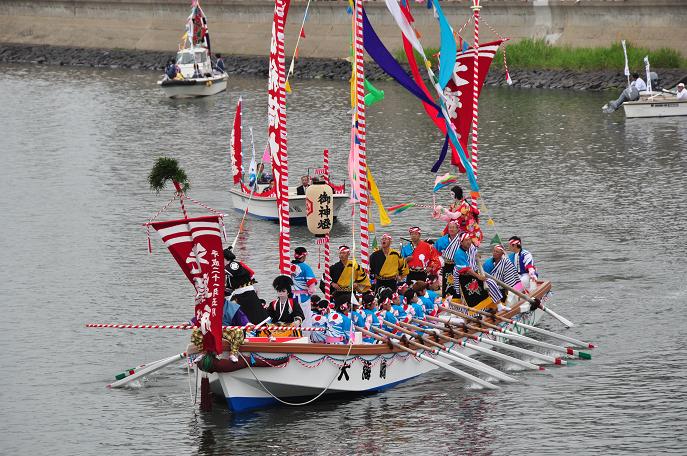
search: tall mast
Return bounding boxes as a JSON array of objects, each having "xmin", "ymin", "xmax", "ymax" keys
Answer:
[
  {"xmin": 469, "ymin": 0, "xmax": 482, "ymax": 184},
  {"xmin": 268, "ymin": 0, "xmax": 291, "ymax": 275},
  {"xmin": 354, "ymin": 0, "xmax": 370, "ymax": 271}
]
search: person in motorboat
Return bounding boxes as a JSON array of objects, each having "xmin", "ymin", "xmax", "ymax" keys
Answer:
[
  {"xmin": 192, "ymin": 63, "xmax": 203, "ymax": 79},
  {"xmin": 291, "ymin": 246, "xmax": 318, "ymax": 327},
  {"xmin": 482, "ymin": 244, "xmax": 522, "ymax": 309},
  {"xmin": 266, "ymin": 275, "xmax": 304, "ymax": 326},
  {"xmin": 164, "ymin": 59, "xmax": 178, "ymax": 80},
  {"xmin": 676, "ymin": 82, "xmax": 687, "ymax": 100},
  {"xmin": 603, "ymin": 72, "xmax": 647, "ymax": 113},
  {"xmin": 369, "ymin": 233, "xmax": 408, "ymax": 292},
  {"xmin": 214, "ymin": 53, "xmax": 226, "ymax": 73},
  {"xmin": 507, "ymin": 236, "xmax": 538, "ymax": 292},
  {"xmin": 329, "ymin": 245, "xmax": 371, "ymax": 301},
  {"xmin": 296, "ymin": 175, "xmax": 310, "ymax": 195}
]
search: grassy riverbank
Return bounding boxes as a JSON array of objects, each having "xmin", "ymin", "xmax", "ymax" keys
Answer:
[{"xmin": 396, "ymin": 40, "xmax": 686, "ymax": 71}]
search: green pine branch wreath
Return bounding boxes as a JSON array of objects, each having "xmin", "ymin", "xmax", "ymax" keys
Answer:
[{"xmin": 148, "ymin": 157, "xmax": 190, "ymax": 194}]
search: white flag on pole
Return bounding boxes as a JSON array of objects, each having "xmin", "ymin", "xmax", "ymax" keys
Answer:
[
  {"xmin": 644, "ymin": 56, "xmax": 652, "ymax": 93},
  {"xmin": 622, "ymin": 40, "xmax": 630, "ymax": 77}
]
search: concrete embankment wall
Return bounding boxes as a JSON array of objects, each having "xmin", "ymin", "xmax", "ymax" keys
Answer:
[{"xmin": 0, "ymin": 0, "xmax": 685, "ymax": 59}]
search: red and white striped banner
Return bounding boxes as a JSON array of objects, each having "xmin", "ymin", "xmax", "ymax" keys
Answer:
[
  {"xmin": 268, "ymin": 0, "xmax": 292, "ymax": 275},
  {"xmin": 150, "ymin": 215, "xmax": 225, "ymax": 354},
  {"xmin": 470, "ymin": 1, "xmax": 481, "ymax": 182}
]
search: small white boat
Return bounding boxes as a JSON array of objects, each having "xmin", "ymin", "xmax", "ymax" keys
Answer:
[
  {"xmin": 158, "ymin": 47, "xmax": 228, "ymax": 99},
  {"xmin": 229, "ymin": 185, "xmax": 348, "ymax": 223},
  {"xmin": 157, "ymin": 2, "xmax": 227, "ymax": 99},
  {"xmin": 623, "ymin": 92, "xmax": 687, "ymax": 118}
]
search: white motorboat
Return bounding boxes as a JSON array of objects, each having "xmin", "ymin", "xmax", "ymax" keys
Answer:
[
  {"xmin": 230, "ymin": 184, "xmax": 349, "ymax": 223},
  {"xmin": 157, "ymin": 1, "xmax": 228, "ymax": 99},
  {"xmin": 623, "ymin": 92, "xmax": 687, "ymax": 118}
]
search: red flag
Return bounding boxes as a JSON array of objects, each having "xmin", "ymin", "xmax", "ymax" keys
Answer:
[
  {"xmin": 299, "ymin": 27, "xmax": 306, "ymax": 39},
  {"xmin": 230, "ymin": 97, "xmax": 242, "ymax": 185},
  {"xmin": 443, "ymin": 40, "xmax": 505, "ymax": 156},
  {"xmin": 151, "ymin": 215, "xmax": 225, "ymax": 354}
]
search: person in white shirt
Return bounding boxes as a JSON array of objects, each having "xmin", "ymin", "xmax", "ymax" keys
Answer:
[
  {"xmin": 676, "ymin": 83, "xmax": 687, "ymax": 100},
  {"xmin": 603, "ymin": 73, "xmax": 644, "ymax": 113}
]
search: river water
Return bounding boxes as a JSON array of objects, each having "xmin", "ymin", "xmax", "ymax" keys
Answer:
[{"xmin": 1, "ymin": 63, "xmax": 686, "ymax": 455}]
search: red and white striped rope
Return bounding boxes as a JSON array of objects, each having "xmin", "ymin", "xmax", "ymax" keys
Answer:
[
  {"xmin": 481, "ymin": 17, "xmax": 512, "ymax": 85},
  {"xmin": 85, "ymin": 323, "xmax": 325, "ymax": 331},
  {"xmin": 354, "ymin": 0, "xmax": 370, "ymax": 271},
  {"xmin": 322, "ymin": 148, "xmax": 332, "ymax": 301}
]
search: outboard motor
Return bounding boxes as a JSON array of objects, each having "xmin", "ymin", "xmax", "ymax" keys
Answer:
[{"xmin": 649, "ymin": 71, "xmax": 661, "ymax": 91}]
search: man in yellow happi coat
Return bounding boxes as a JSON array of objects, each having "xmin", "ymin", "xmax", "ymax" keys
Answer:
[
  {"xmin": 369, "ymin": 233, "xmax": 408, "ymax": 292},
  {"xmin": 329, "ymin": 245, "xmax": 371, "ymax": 300}
]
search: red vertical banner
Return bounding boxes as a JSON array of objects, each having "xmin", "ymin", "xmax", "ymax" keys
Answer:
[
  {"xmin": 151, "ymin": 215, "xmax": 225, "ymax": 354},
  {"xmin": 230, "ymin": 97, "xmax": 243, "ymax": 185},
  {"xmin": 268, "ymin": 0, "xmax": 291, "ymax": 275}
]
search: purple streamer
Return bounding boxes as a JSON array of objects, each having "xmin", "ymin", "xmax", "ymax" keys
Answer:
[{"xmin": 431, "ymin": 134, "xmax": 450, "ymax": 173}]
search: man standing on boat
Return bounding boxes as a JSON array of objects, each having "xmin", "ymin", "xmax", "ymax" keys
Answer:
[
  {"xmin": 369, "ymin": 233, "xmax": 408, "ymax": 292},
  {"xmin": 214, "ymin": 53, "xmax": 225, "ymax": 73},
  {"xmin": 296, "ymin": 175, "xmax": 310, "ymax": 195},
  {"xmin": 329, "ymin": 246, "xmax": 371, "ymax": 300},
  {"xmin": 291, "ymin": 246, "xmax": 317, "ymax": 327},
  {"xmin": 434, "ymin": 221, "xmax": 462, "ymax": 298},
  {"xmin": 401, "ymin": 227, "xmax": 440, "ymax": 284},
  {"xmin": 603, "ymin": 72, "xmax": 646, "ymax": 113},
  {"xmin": 507, "ymin": 236, "xmax": 538, "ymax": 292}
]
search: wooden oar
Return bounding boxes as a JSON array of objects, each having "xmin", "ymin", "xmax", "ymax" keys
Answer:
[
  {"xmin": 426, "ymin": 314, "xmax": 565, "ymax": 365},
  {"xmin": 449, "ymin": 302, "xmax": 595, "ymax": 349},
  {"xmin": 411, "ymin": 318, "xmax": 542, "ymax": 371},
  {"xmin": 382, "ymin": 319, "xmax": 517, "ymax": 383},
  {"xmin": 356, "ymin": 326, "xmax": 499, "ymax": 390},
  {"xmin": 483, "ymin": 272, "xmax": 575, "ymax": 328},
  {"xmin": 393, "ymin": 320, "xmax": 518, "ymax": 383},
  {"xmin": 440, "ymin": 305, "xmax": 591, "ymax": 359},
  {"xmin": 107, "ymin": 352, "xmax": 187, "ymax": 389}
]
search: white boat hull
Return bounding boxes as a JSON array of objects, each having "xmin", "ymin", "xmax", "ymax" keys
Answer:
[
  {"xmin": 229, "ymin": 188, "xmax": 348, "ymax": 223},
  {"xmin": 214, "ymin": 303, "xmax": 547, "ymax": 412},
  {"xmin": 623, "ymin": 98, "xmax": 687, "ymax": 118},
  {"xmin": 157, "ymin": 74, "xmax": 228, "ymax": 99}
]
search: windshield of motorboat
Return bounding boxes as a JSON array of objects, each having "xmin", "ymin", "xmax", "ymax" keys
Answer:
[
  {"xmin": 195, "ymin": 52, "xmax": 207, "ymax": 63},
  {"xmin": 176, "ymin": 52, "xmax": 195, "ymax": 65}
]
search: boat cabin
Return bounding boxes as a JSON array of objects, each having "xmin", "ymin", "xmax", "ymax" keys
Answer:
[{"xmin": 175, "ymin": 46, "xmax": 213, "ymax": 79}]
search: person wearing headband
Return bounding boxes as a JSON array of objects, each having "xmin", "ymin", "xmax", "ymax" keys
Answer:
[
  {"xmin": 325, "ymin": 294, "xmax": 353, "ymax": 344},
  {"xmin": 400, "ymin": 226, "xmax": 441, "ymax": 284},
  {"xmin": 483, "ymin": 244, "xmax": 523, "ymax": 308},
  {"xmin": 369, "ymin": 233, "xmax": 408, "ymax": 292},
  {"xmin": 507, "ymin": 236, "xmax": 538, "ymax": 292},
  {"xmin": 329, "ymin": 245, "xmax": 371, "ymax": 300},
  {"xmin": 434, "ymin": 220, "xmax": 463, "ymax": 299},
  {"xmin": 291, "ymin": 246, "xmax": 318, "ymax": 327},
  {"xmin": 450, "ymin": 233, "xmax": 497, "ymax": 311}
]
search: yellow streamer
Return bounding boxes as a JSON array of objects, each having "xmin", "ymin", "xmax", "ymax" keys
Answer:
[
  {"xmin": 367, "ymin": 168, "xmax": 391, "ymax": 226},
  {"xmin": 285, "ymin": 80, "xmax": 292, "ymax": 94}
]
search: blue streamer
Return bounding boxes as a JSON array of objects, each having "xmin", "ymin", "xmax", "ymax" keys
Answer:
[
  {"xmin": 431, "ymin": 134, "xmax": 450, "ymax": 173},
  {"xmin": 433, "ymin": 0, "xmax": 457, "ymax": 90}
]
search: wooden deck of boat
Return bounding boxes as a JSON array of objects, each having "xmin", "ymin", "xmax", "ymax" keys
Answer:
[{"xmin": 235, "ymin": 281, "xmax": 552, "ymax": 356}]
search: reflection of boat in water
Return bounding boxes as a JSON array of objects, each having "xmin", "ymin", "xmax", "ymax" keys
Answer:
[
  {"xmin": 229, "ymin": 184, "xmax": 348, "ymax": 223},
  {"xmin": 157, "ymin": 1, "xmax": 228, "ymax": 99},
  {"xmin": 623, "ymin": 92, "xmax": 687, "ymax": 118}
]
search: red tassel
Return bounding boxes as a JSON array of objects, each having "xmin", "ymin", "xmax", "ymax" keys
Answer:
[
  {"xmin": 200, "ymin": 376, "xmax": 212, "ymax": 412},
  {"xmin": 300, "ymin": 27, "xmax": 306, "ymax": 39}
]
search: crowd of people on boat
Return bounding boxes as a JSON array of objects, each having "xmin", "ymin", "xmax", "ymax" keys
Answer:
[{"xmin": 217, "ymin": 185, "xmax": 541, "ymax": 347}]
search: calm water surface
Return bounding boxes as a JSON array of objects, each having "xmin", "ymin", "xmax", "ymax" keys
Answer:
[{"xmin": 1, "ymin": 64, "xmax": 686, "ymax": 455}]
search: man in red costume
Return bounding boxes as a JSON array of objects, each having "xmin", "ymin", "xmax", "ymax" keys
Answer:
[{"xmin": 400, "ymin": 226, "xmax": 440, "ymax": 284}]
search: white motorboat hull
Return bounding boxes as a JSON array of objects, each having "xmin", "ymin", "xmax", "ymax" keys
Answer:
[
  {"xmin": 214, "ymin": 300, "xmax": 548, "ymax": 412},
  {"xmin": 623, "ymin": 98, "xmax": 687, "ymax": 118},
  {"xmin": 229, "ymin": 188, "xmax": 348, "ymax": 223},
  {"xmin": 158, "ymin": 73, "xmax": 228, "ymax": 99}
]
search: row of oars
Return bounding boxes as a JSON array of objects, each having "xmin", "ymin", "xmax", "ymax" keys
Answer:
[{"xmin": 353, "ymin": 277, "xmax": 594, "ymax": 390}]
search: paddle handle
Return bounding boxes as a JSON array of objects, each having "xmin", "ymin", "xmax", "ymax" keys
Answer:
[{"xmin": 108, "ymin": 352, "xmax": 186, "ymax": 389}]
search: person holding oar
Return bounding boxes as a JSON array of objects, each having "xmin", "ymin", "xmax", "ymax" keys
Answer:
[
  {"xmin": 452, "ymin": 233, "xmax": 502, "ymax": 310},
  {"xmin": 507, "ymin": 236, "xmax": 538, "ymax": 292},
  {"xmin": 482, "ymin": 244, "xmax": 522, "ymax": 309}
]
